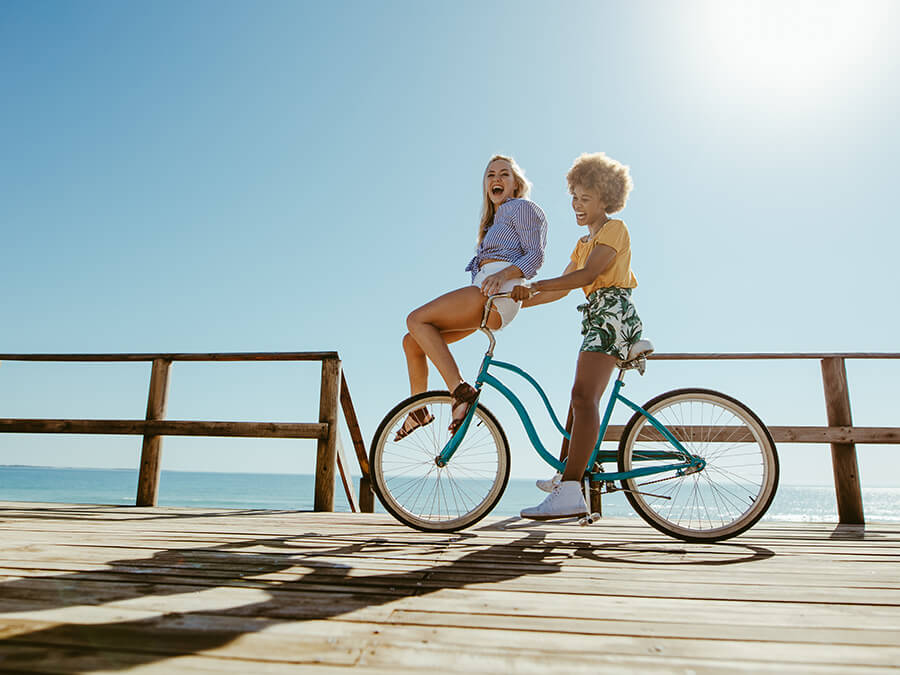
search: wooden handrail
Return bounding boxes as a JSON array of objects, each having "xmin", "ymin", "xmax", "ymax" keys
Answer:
[
  {"xmin": 0, "ymin": 352, "xmax": 340, "ymax": 362},
  {"xmin": 650, "ymin": 352, "xmax": 900, "ymax": 360},
  {"xmin": 0, "ymin": 419, "xmax": 329, "ymax": 438},
  {"xmin": 597, "ymin": 425, "xmax": 900, "ymax": 444},
  {"xmin": 0, "ymin": 351, "xmax": 371, "ymax": 513}
]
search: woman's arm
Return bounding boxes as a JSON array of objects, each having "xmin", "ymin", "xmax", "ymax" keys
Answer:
[
  {"xmin": 535, "ymin": 244, "xmax": 615, "ymax": 292},
  {"xmin": 514, "ymin": 262, "xmax": 576, "ymax": 307},
  {"xmin": 515, "ymin": 244, "xmax": 617, "ymax": 306}
]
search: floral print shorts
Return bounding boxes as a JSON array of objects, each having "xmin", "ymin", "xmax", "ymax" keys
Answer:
[{"xmin": 577, "ymin": 287, "xmax": 643, "ymax": 360}]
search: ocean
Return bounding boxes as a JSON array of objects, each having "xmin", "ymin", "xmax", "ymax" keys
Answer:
[{"xmin": 2, "ymin": 465, "xmax": 899, "ymax": 522}]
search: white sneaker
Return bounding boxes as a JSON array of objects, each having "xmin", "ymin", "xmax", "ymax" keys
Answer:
[
  {"xmin": 536, "ymin": 471, "xmax": 562, "ymax": 493},
  {"xmin": 520, "ymin": 481, "xmax": 588, "ymax": 520}
]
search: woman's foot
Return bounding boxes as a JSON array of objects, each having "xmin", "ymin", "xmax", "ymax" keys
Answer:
[
  {"xmin": 520, "ymin": 481, "xmax": 588, "ymax": 520},
  {"xmin": 448, "ymin": 381, "xmax": 478, "ymax": 434},
  {"xmin": 394, "ymin": 407, "xmax": 435, "ymax": 441}
]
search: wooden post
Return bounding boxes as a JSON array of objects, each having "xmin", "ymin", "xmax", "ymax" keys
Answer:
[
  {"xmin": 358, "ymin": 476, "xmax": 375, "ymax": 513},
  {"xmin": 315, "ymin": 357, "xmax": 341, "ymax": 511},
  {"xmin": 821, "ymin": 357, "xmax": 864, "ymax": 524},
  {"xmin": 136, "ymin": 358, "xmax": 171, "ymax": 506}
]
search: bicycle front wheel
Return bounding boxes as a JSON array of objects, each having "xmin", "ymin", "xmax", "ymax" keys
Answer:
[
  {"xmin": 370, "ymin": 390, "xmax": 510, "ymax": 532},
  {"xmin": 618, "ymin": 388, "xmax": 779, "ymax": 542}
]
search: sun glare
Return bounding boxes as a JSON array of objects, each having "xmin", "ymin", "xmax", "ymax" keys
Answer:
[{"xmin": 698, "ymin": 0, "xmax": 889, "ymax": 103}]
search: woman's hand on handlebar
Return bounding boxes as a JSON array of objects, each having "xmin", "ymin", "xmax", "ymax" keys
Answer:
[
  {"xmin": 479, "ymin": 270, "xmax": 511, "ymax": 297},
  {"xmin": 510, "ymin": 284, "xmax": 533, "ymax": 302}
]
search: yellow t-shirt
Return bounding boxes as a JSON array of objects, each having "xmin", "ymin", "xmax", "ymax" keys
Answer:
[{"xmin": 570, "ymin": 219, "xmax": 638, "ymax": 296}]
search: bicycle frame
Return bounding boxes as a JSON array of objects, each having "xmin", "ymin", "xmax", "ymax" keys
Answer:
[{"xmin": 436, "ymin": 296, "xmax": 703, "ymax": 483}]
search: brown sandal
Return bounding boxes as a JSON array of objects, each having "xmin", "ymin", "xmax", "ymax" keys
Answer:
[
  {"xmin": 394, "ymin": 407, "xmax": 435, "ymax": 441},
  {"xmin": 448, "ymin": 382, "xmax": 478, "ymax": 434}
]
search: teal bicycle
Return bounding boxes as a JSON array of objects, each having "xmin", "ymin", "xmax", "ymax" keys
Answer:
[{"xmin": 370, "ymin": 294, "xmax": 779, "ymax": 542}]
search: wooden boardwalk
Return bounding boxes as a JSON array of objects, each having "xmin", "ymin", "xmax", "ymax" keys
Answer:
[{"xmin": 0, "ymin": 502, "xmax": 898, "ymax": 673}]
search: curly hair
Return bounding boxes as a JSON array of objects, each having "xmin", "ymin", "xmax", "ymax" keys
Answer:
[
  {"xmin": 477, "ymin": 155, "xmax": 532, "ymax": 244},
  {"xmin": 566, "ymin": 152, "xmax": 633, "ymax": 214}
]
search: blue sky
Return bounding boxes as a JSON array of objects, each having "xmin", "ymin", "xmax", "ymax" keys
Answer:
[{"xmin": 2, "ymin": 0, "xmax": 899, "ymax": 490}]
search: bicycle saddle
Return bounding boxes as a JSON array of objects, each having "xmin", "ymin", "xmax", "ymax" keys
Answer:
[{"xmin": 618, "ymin": 339, "xmax": 655, "ymax": 371}]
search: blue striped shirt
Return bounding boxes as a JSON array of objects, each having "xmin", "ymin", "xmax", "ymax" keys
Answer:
[{"xmin": 465, "ymin": 198, "xmax": 548, "ymax": 281}]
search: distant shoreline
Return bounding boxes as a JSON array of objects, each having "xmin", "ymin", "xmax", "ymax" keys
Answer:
[{"xmin": 4, "ymin": 465, "xmax": 898, "ymax": 488}]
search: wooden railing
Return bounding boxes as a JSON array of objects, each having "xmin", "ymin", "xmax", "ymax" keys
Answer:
[
  {"xmin": 3, "ymin": 351, "xmax": 897, "ymax": 524},
  {"xmin": 0, "ymin": 352, "xmax": 374, "ymax": 513}
]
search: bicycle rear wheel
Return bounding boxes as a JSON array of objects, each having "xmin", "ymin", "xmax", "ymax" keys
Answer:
[
  {"xmin": 370, "ymin": 390, "xmax": 510, "ymax": 532},
  {"xmin": 618, "ymin": 388, "xmax": 779, "ymax": 542}
]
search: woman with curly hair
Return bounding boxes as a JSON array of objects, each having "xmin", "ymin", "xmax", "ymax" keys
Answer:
[
  {"xmin": 512, "ymin": 152, "xmax": 643, "ymax": 519},
  {"xmin": 397, "ymin": 155, "xmax": 548, "ymax": 440}
]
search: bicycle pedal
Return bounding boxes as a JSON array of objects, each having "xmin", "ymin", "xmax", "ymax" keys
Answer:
[{"xmin": 578, "ymin": 513, "xmax": 602, "ymax": 526}]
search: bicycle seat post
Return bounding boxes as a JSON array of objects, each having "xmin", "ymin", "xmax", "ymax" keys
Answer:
[{"xmin": 478, "ymin": 293, "xmax": 510, "ymax": 358}]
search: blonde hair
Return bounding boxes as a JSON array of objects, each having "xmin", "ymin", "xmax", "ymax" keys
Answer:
[
  {"xmin": 477, "ymin": 154, "xmax": 532, "ymax": 244},
  {"xmin": 566, "ymin": 152, "xmax": 633, "ymax": 214}
]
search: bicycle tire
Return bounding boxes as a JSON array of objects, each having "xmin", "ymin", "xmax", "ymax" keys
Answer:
[
  {"xmin": 370, "ymin": 390, "xmax": 510, "ymax": 532},
  {"xmin": 617, "ymin": 388, "xmax": 779, "ymax": 542}
]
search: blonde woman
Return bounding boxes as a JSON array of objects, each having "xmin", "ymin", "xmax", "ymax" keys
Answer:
[{"xmin": 397, "ymin": 155, "xmax": 548, "ymax": 440}]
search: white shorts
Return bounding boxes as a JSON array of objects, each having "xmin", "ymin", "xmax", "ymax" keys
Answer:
[{"xmin": 471, "ymin": 261, "xmax": 523, "ymax": 329}]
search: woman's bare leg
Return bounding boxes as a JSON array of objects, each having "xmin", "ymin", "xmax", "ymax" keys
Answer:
[
  {"xmin": 402, "ymin": 328, "xmax": 476, "ymax": 396},
  {"xmin": 405, "ymin": 286, "xmax": 500, "ymax": 392},
  {"xmin": 558, "ymin": 402, "xmax": 573, "ymax": 462},
  {"xmin": 561, "ymin": 351, "xmax": 617, "ymax": 483}
]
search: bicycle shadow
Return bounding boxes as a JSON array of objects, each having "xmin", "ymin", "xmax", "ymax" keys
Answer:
[
  {"xmin": 1, "ymin": 509, "xmax": 777, "ymax": 670},
  {"xmin": 0, "ymin": 528, "xmax": 564, "ymax": 670},
  {"xmin": 483, "ymin": 517, "xmax": 776, "ymax": 566}
]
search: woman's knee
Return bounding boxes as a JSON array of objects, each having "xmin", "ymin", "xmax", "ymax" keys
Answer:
[
  {"xmin": 406, "ymin": 309, "xmax": 425, "ymax": 333},
  {"xmin": 570, "ymin": 384, "xmax": 601, "ymax": 412},
  {"xmin": 402, "ymin": 333, "xmax": 422, "ymax": 355}
]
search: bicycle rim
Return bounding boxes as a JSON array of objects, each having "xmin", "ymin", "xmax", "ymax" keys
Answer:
[
  {"xmin": 370, "ymin": 391, "xmax": 510, "ymax": 532},
  {"xmin": 618, "ymin": 388, "xmax": 779, "ymax": 542}
]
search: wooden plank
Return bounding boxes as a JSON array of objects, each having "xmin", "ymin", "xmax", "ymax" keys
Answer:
[
  {"xmin": 602, "ymin": 425, "xmax": 900, "ymax": 444},
  {"xmin": 822, "ymin": 357, "xmax": 865, "ymax": 524},
  {"xmin": 0, "ymin": 419, "xmax": 328, "ymax": 439},
  {"xmin": 0, "ymin": 351, "xmax": 340, "ymax": 362},
  {"xmin": 315, "ymin": 357, "xmax": 341, "ymax": 511},
  {"xmin": 3, "ymin": 351, "xmax": 898, "ymax": 362},
  {"xmin": 340, "ymin": 371, "xmax": 374, "ymax": 513},
  {"xmin": 2, "ymin": 561, "xmax": 897, "ymax": 605},
  {"xmin": 648, "ymin": 352, "xmax": 900, "ymax": 360},
  {"xmin": 766, "ymin": 426, "xmax": 900, "ymax": 444},
  {"xmin": 335, "ymin": 432, "xmax": 359, "ymax": 513},
  {"xmin": 3, "ymin": 612, "xmax": 900, "ymax": 671},
  {"xmin": 339, "ymin": 371, "xmax": 369, "ymax": 474},
  {"xmin": 388, "ymin": 609, "xmax": 900, "ymax": 647},
  {"xmin": 7, "ymin": 420, "xmax": 897, "ymax": 445},
  {"xmin": 136, "ymin": 358, "xmax": 171, "ymax": 506}
]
